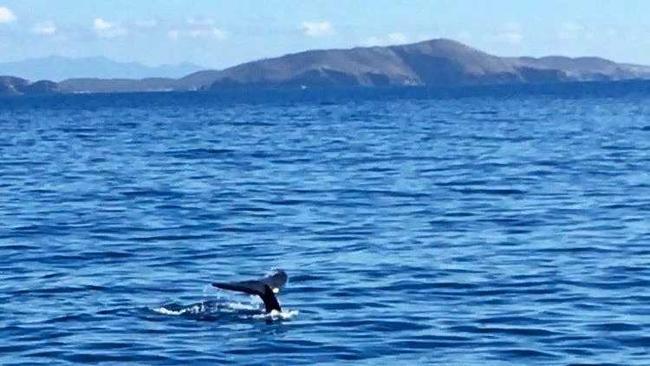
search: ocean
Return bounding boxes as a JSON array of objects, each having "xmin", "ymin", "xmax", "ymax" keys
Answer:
[{"xmin": 1, "ymin": 85, "xmax": 650, "ymax": 365}]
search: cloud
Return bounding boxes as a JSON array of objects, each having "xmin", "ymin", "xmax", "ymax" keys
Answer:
[
  {"xmin": 32, "ymin": 21, "xmax": 57, "ymax": 36},
  {"xmin": 191, "ymin": 28, "xmax": 226, "ymax": 39},
  {"xmin": 168, "ymin": 26, "xmax": 227, "ymax": 41},
  {"xmin": 557, "ymin": 22, "xmax": 585, "ymax": 41},
  {"xmin": 93, "ymin": 18, "xmax": 112, "ymax": 31},
  {"xmin": 134, "ymin": 19, "xmax": 158, "ymax": 28},
  {"xmin": 168, "ymin": 17, "xmax": 227, "ymax": 41},
  {"xmin": 0, "ymin": 6, "xmax": 16, "ymax": 23},
  {"xmin": 456, "ymin": 31, "xmax": 473, "ymax": 43},
  {"xmin": 495, "ymin": 22, "xmax": 523, "ymax": 45},
  {"xmin": 93, "ymin": 17, "xmax": 127, "ymax": 38},
  {"xmin": 187, "ymin": 17, "xmax": 214, "ymax": 26},
  {"xmin": 387, "ymin": 32, "xmax": 408, "ymax": 44},
  {"xmin": 167, "ymin": 29, "xmax": 180, "ymax": 40},
  {"xmin": 301, "ymin": 21, "xmax": 334, "ymax": 37},
  {"xmin": 364, "ymin": 32, "xmax": 409, "ymax": 46},
  {"xmin": 499, "ymin": 31, "xmax": 523, "ymax": 44}
]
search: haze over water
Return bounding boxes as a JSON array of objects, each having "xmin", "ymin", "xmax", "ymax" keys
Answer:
[{"xmin": 1, "ymin": 87, "xmax": 649, "ymax": 365}]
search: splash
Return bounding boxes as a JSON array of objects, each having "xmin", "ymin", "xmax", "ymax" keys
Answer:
[
  {"xmin": 151, "ymin": 302, "xmax": 210, "ymax": 316},
  {"xmin": 152, "ymin": 306, "xmax": 189, "ymax": 316},
  {"xmin": 253, "ymin": 309, "xmax": 300, "ymax": 320},
  {"xmin": 151, "ymin": 298, "xmax": 297, "ymax": 321}
]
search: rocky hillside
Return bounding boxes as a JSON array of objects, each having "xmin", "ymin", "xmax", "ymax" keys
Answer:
[
  {"xmin": 174, "ymin": 39, "xmax": 650, "ymax": 90},
  {"xmin": 0, "ymin": 76, "xmax": 60, "ymax": 96},
  {"xmin": 3, "ymin": 39, "xmax": 650, "ymax": 95}
]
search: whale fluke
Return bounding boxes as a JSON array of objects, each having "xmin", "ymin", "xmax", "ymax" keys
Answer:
[{"xmin": 212, "ymin": 270, "xmax": 288, "ymax": 313}]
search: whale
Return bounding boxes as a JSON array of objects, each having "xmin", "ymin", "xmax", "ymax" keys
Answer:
[{"xmin": 212, "ymin": 270, "xmax": 288, "ymax": 313}]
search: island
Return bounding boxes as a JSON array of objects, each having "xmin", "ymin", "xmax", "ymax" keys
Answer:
[{"xmin": 2, "ymin": 38, "xmax": 650, "ymax": 96}]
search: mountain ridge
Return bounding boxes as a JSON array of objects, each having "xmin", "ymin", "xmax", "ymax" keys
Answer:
[
  {"xmin": 0, "ymin": 56, "xmax": 203, "ymax": 82},
  {"xmin": 3, "ymin": 38, "xmax": 650, "ymax": 96},
  {"xmin": 193, "ymin": 39, "xmax": 650, "ymax": 89}
]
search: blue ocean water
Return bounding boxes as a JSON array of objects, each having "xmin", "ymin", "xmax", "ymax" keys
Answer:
[{"xmin": 1, "ymin": 85, "xmax": 650, "ymax": 365}]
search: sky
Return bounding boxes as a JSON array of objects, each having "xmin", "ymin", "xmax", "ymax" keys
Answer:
[{"xmin": 1, "ymin": 0, "xmax": 650, "ymax": 69}]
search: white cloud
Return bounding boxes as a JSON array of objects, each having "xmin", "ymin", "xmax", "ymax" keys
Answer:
[
  {"xmin": 604, "ymin": 27, "xmax": 618, "ymax": 39},
  {"xmin": 557, "ymin": 22, "xmax": 585, "ymax": 41},
  {"xmin": 301, "ymin": 21, "xmax": 334, "ymax": 37},
  {"xmin": 187, "ymin": 17, "xmax": 214, "ymax": 26},
  {"xmin": 364, "ymin": 32, "xmax": 409, "ymax": 46},
  {"xmin": 168, "ymin": 29, "xmax": 180, "ymax": 40},
  {"xmin": 499, "ymin": 31, "xmax": 523, "ymax": 44},
  {"xmin": 93, "ymin": 17, "xmax": 127, "ymax": 38},
  {"xmin": 0, "ymin": 6, "xmax": 16, "ymax": 23},
  {"xmin": 168, "ymin": 26, "xmax": 227, "ymax": 41},
  {"xmin": 32, "ymin": 21, "xmax": 57, "ymax": 36},
  {"xmin": 456, "ymin": 31, "xmax": 473, "ymax": 43},
  {"xmin": 93, "ymin": 18, "xmax": 111, "ymax": 31},
  {"xmin": 387, "ymin": 32, "xmax": 408, "ymax": 44},
  {"xmin": 134, "ymin": 19, "xmax": 158, "ymax": 28},
  {"xmin": 364, "ymin": 36, "xmax": 382, "ymax": 46},
  {"xmin": 496, "ymin": 22, "xmax": 523, "ymax": 45}
]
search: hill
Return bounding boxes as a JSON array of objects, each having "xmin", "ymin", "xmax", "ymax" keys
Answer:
[
  {"xmin": 0, "ymin": 56, "xmax": 202, "ymax": 81},
  {"xmin": 179, "ymin": 39, "xmax": 650, "ymax": 90},
  {"xmin": 0, "ymin": 76, "xmax": 60, "ymax": 96},
  {"xmin": 4, "ymin": 39, "xmax": 650, "ymax": 95}
]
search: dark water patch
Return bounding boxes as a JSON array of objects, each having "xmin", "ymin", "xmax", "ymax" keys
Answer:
[
  {"xmin": 119, "ymin": 188, "xmax": 185, "ymax": 199},
  {"xmin": 41, "ymin": 313, "xmax": 97, "ymax": 324},
  {"xmin": 616, "ymin": 336, "xmax": 650, "ymax": 348},
  {"xmin": 63, "ymin": 353, "xmax": 172, "ymax": 364},
  {"xmin": 451, "ymin": 188, "xmax": 527, "ymax": 195},
  {"xmin": 450, "ymin": 325, "xmax": 561, "ymax": 337},
  {"xmin": 11, "ymin": 284, "xmax": 107, "ymax": 296},
  {"xmin": 538, "ymin": 246, "xmax": 616, "ymax": 254},
  {"xmin": 387, "ymin": 339, "xmax": 472, "ymax": 350},
  {"xmin": 0, "ymin": 244, "xmax": 40, "ymax": 251},
  {"xmin": 586, "ymin": 322, "xmax": 642, "ymax": 332},
  {"xmin": 436, "ymin": 179, "xmax": 491, "ymax": 187},
  {"xmin": 167, "ymin": 148, "xmax": 237, "ymax": 159},
  {"xmin": 495, "ymin": 348, "xmax": 559, "ymax": 359},
  {"xmin": 130, "ymin": 233, "xmax": 217, "ymax": 242},
  {"xmin": 477, "ymin": 315, "xmax": 548, "ymax": 326}
]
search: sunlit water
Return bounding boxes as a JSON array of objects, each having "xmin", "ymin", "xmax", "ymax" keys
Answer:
[{"xmin": 1, "ymin": 87, "xmax": 649, "ymax": 365}]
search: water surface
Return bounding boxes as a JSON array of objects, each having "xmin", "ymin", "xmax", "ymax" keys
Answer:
[{"xmin": 1, "ymin": 88, "xmax": 649, "ymax": 365}]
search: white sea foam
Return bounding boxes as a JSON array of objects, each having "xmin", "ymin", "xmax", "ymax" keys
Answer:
[
  {"xmin": 152, "ymin": 306, "xmax": 186, "ymax": 316},
  {"xmin": 224, "ymin": 301, "xmax": 258, "ymax": 311},
  {"xmin": 152, "ymin": 299, "xmax": 261, "ymax": 316},
  {"xmin": 152, "ymin": 300, "xmax": 298, "ymax": 320},
  {"xmin": 252, "ymin": 309, "xmax": 299, "ymax": 320}
]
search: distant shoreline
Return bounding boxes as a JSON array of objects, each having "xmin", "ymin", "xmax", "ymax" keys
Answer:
[
  {"xmin": 3, "ymin": 79, "xmax": 650, "ymax": 103},
  {"xmin": 3, "ymin": 38, "xmax": 650, "ymax": 97}
]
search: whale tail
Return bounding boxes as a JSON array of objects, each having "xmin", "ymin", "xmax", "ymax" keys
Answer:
[{"xmin": 212, "ymin": 270, "xmax": 288, "ymax": 313}]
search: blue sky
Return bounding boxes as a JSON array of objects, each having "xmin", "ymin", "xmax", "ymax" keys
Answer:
[{"xmin": 1, "ymin": 0, "xmax": 649, "ymax": 68}]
